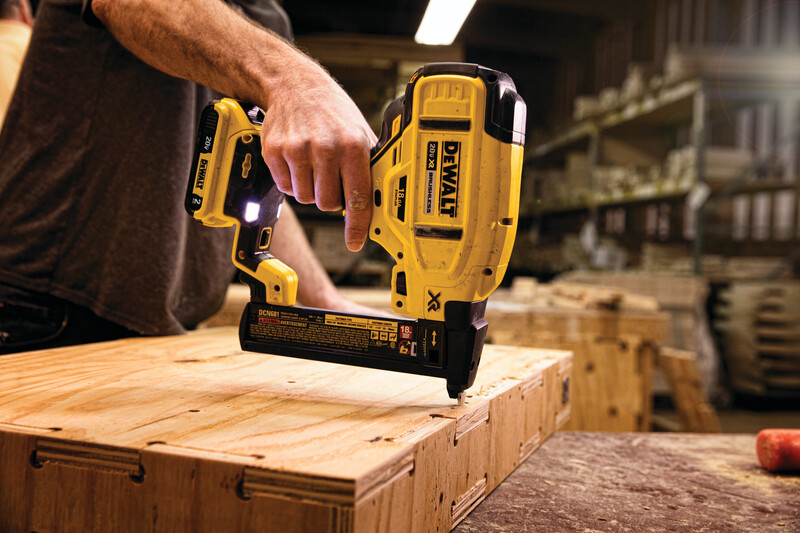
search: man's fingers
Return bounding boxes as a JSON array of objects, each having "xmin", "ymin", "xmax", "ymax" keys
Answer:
[
  {"xmin": 312, "ymin": 141, "xmax": 344, "ymax": 211},
  {"xmin": 286, "ymin": 145, "xmax": 315, "ymax": 204},
  {"xmin": 263, "ymin": 145, "xmax": 292, "ymax": 196},
  {"xmin": 340, "ymin": 137, "xmax": 372, "ymax": 251}
]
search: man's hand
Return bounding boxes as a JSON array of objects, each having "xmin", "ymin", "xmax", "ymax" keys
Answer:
[
  {"xmin": 260, "ymin": 57, "xmax": 377, "ymax": 252},
  {"xmin": 91, "ymin": 0, "xmax": 377, "ymax": 251}
]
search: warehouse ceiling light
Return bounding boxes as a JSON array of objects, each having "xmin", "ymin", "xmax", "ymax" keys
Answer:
[{"xmin": 415, "ymin": 0, "xmax": 477, "ymax": 46}]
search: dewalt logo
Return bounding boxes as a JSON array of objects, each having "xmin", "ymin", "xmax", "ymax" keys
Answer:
[
  {"xmin": 195, "ymin": 158, "xmax": 208, "ymax": 190},
  {"xmin": 439, "ymin": 141, "xmax": 460, "ymax": 217}
]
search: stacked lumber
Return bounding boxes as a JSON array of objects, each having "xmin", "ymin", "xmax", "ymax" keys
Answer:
[
  {"xmin": 560, "ymin": 271, "xmax": 707, "ymax": 314},
  {"xmin": 719, "ymin": 257, "xmax": 787, "ymax": 281},
  {"xmin": 560, "ymin": 270, "xmax": 719, "ymax": 399},
  {"xmin": 527, "ymin": 169, "xmax": 568, "ymax": 207},
  {"xmin": 715, "ymin": 282, "xmax": 800, "ymax": 397},
  {"xmin": 505, "ymin": 278, "xmax": 659, "ymax": 312},
  {"xmin": 572, "ymin": 95, "xmax": 603, "ymax": 122}
]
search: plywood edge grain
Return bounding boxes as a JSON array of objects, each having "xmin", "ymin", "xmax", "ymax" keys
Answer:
[
  {"xmin": 241, "ymin": 468, "xmax": 357, "ymax": 505},
  {"xmin": 453, "ymin": 402, "xmax": 490, "ymax": 443},
  {"xmin": 352, "ymin": 448, "xmax": 415, "ymax": 505},
  {"xmin": 519, "ymin": 431, "xmax": 542, "ymax": 463},
  {"xmin": 0, "ymin": 422, "xmax": 56, "ymax": 436},
  {"xmin": 140, "ymin": 442, "xmax": 415, "ymax": 507},
  {"xmin": 450, "ymin": 476, "xmax": 487, "ymax": 528},
  {"xmin": 520, "ymin": 371, "xmax": 544, "ymax": 398},
  {"xmin": 34, "ymin": 437, "xmax": 141, "ymax": 475}
]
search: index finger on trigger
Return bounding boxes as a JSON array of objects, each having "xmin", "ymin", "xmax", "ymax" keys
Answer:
[{"xmin": 340, "ymin": 142, "xmax": 372, "ymax": 252}]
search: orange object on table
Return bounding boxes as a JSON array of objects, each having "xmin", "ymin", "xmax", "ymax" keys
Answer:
[{"xmin": 756, "ymin": 429, "xmax": 800, "ymax": 472}]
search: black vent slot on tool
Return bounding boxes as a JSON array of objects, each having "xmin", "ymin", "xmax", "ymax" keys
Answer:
[
  {"xmin": 203, "ymin": 110, "xmax": 219, "ymax": 138},
  {"xmin": 395, "ymin": 271, "xmax": 407, "ymax": 295},
  {"xmin": 414, "ymin": 227, "xmax": 463, "ymax": 240},
  {"xmin": 419, "ymin": 119, "xmax": 471, "ymax": 131}
]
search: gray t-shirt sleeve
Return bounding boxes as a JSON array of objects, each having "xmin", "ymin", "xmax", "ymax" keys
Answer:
[{"xmin": 80, "ymin": 0, "xmax": 293, "ymax": 40}]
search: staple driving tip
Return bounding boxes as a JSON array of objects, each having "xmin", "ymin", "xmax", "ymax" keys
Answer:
[{"xmin": 456, "ymin": 392, "xmax": 465, "ymax": 406}]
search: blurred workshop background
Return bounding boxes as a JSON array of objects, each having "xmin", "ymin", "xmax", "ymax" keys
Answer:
[{"xmin": 275, "ymin": 0, "xmax": 800, "ymax": 434}]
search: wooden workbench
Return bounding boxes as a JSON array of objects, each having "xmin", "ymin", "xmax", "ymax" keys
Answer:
[
  {"xmin": 455, "ymin": 432, "xmax": 800, "ymax": 532},
  {"xmin": 0, "ymin": 327, "xmax": 571, "ymax": 533}
]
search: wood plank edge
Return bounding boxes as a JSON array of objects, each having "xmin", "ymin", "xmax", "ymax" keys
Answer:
[
  {"xmin": 450, "ymin": 476, "xmax": 488, "ymax": 529},
  {"xmin": 454, "ymin": 402, "xmax": 490, "ymax": 443},
  {"xmin": 0, "ymin": 423, "xmax": 58, "ymax": 436}
]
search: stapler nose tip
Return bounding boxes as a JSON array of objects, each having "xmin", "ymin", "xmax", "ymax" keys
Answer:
[{"xmin": 456, "ymin": 392, "xmax": 465, "ymax": 406}]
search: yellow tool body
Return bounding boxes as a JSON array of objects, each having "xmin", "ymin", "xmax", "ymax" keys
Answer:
[
  {"xmin": 370, "ymin": 69, "xmax": 524, "ymax": 321},
  {"xmin": 185, "ymin": 63, "xmax": 526, "ymax": 399},
  {"xmin": 186, "ymin": 99, "xmax": 297, "ymax": 306}
]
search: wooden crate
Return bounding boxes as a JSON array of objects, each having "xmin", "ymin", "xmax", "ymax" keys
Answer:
[
  {"xmin": 484, "ymin": 300, "xmax": 667, "ymax": 432},
  {"xmin": 0, "ymin": 328, "xmax": 571, "ymax": 533},
  {"xmin": 560, "ymin": 271, "xmax": 719, "ymax": 397}
]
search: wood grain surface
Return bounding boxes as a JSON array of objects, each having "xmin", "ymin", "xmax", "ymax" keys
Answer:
[
  {"xmin": 0, "ymin": 327, "xmax": 571, "ymax": 532},
  {"xmin": 455, "ymin": 432, "xmax": 800, "ymax": 532}
]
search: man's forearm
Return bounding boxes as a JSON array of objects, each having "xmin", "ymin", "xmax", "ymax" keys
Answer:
[
  {"xmin": 91, "ymin": 0, "xmax": 376, "ymax": 251},
  {"xmin": 91, "ymin": 0, "xmax": 304, "ymax": 109}
]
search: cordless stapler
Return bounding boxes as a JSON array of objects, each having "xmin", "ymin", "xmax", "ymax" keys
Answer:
[{"xmin": 185, "ymin": 63, "xmax": 526, "ymax": 402}]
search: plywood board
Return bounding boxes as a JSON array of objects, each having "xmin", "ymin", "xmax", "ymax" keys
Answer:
[{"xmin": 0, "ymin": 328, "xmax": 571, "ymax": 533}]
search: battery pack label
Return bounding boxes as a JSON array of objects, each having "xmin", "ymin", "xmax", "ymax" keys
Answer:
[{"xmin": 246, "ymin": 306, "xmax": 416, "ymax": 358}]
